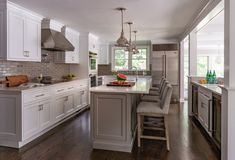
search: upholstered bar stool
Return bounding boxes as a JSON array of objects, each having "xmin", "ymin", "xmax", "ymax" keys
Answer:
[
  {"xmin": 141, "ymin": 80, "xmax": 169, "ymax": 102},
  {"xmin": 137, "ymin": 84, "xmax": 173, "ymax": 151},
  {"xmin": 149, "ymin": 78, "xmax": 166, "ymax": 96},
  {"xmin": 150, "ymin": 77, "xmax": 165, "ymax": 92}
]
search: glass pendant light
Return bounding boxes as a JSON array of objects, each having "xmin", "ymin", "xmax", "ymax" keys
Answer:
[
  {"xmin": 132, "ymin": 30, "xmax": 139, "ymax": 54},
  {"xmin": 115, "ymin": 7, "xmax": 129, "ymax": 47}
]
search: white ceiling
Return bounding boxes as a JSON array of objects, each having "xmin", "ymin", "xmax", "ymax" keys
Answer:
[{"xmin": 10, "ymin": 0, "xmax": 208, "ymax": 43}]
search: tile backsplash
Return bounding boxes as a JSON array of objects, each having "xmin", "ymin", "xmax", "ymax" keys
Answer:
[{"xmin": 0, "ymin": 59, "xmax": 70, "ymax": 81}]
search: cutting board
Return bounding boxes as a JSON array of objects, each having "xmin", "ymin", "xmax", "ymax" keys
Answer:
[
  {"xmin": 5, "ymin": 75, "xmax": 29, "ymax": 87},
  {"xmin": 106, "ymin": 81, "xmax": 135, "ymax": 87}
]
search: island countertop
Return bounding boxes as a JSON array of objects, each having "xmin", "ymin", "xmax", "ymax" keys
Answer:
[{"xmin": 90, "ymin": 77, "xmax": 152, "ymax": 94}]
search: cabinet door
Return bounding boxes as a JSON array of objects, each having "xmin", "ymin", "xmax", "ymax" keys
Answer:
[
  {"xmin": 74, "ymin": 91, "xmax": 82, "ymax": 110},
  {"xmin": 54, "ymin": 96, "xmax": 66, "ymax": 122},
  {"xmin": 23, "ymin": 103, "xmax": 40, "ymax": 140},
  {"xmin": 64, "ymin": 94, "xmax": 74, "ymax": 115},
  {"xmin": 24, "ymin": 17, "xmax": 41, "ymax": 61},
  {"xmin": 81, "ymin": 90, "xmax": 88, "ymax": 107},
  {"xmin": 7, "ymin": 10, "xmax": 25, "ymax": 60},
  {"xmin": 73, "ymin": 35, "xmax": 79, "ymax": 63},
  {"xmin": 39, "ymin": 100, "xmax": 52, "ymax": 130}
]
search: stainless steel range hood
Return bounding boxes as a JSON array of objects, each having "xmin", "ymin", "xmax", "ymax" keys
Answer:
[{"xmin": 41, "ymin": 19, "xmax": 75, "ymax": 52}]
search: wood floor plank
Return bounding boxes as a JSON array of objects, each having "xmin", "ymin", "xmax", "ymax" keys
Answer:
[{"xmin": 0, "ymin": 103, "xmax": 219, "ymax": 160}]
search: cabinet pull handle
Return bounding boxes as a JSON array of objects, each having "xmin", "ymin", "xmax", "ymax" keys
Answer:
[
  {"xmin": 39, "ymin": 104, "xmax": 43, "ymax": 111},
  {"xmin": 35, "ymin": 94, "xmax": 45, "ymax": 98},
  {"xmin": 57, "ymin": 89, "xmax": 64, "ymax": 92},
  {"xmin": 23, "ymin": 51, "xmax": 30, "ymax": 57},
  {"xmin": 208, "ymin": 100, "xmax": 213, "ymax": 132},
  {"xmin": 65, "ymin": 96, "xmax": 69, "ymax": 101}
]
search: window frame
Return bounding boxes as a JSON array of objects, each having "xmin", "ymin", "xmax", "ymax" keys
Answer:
[{"xmin": 111, "ymin": 45, "xmax": 150, "ymax": 71}]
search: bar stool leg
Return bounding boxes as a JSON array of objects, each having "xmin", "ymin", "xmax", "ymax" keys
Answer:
[
  {"xmin": 164, "ymin": 115, "xmax": 170, "ymax": 151},
  {"xmin": 138, "ymin": 114, "xmax": 141, "ymax": 147}
]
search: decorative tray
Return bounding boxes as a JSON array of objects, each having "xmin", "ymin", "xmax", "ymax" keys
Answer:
[{"xmin": 106, "ymin": 81, "xmax": 135, "ymax": 87}]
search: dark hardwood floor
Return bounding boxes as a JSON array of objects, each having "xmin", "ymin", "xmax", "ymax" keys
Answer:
[{"xmin": 0, "ymin": 103, "xmax": 219, "ymax": 160}]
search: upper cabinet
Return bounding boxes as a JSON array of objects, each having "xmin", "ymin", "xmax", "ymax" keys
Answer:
[
  {"xmin": 54, "ymin": 26, "xmax": 80, "ymax": 64},
  {"xmin": 0, "ymin": 2, "xmax": 42, "ymax": 62},
  {"xmin": 89, "ymin": 34, "xmax": 99, "ymax": 53}
]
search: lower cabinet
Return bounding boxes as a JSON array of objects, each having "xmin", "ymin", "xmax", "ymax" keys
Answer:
[
  {"xmin": 64, "ymin": 94, "xmax": 74, "ymax": 115},
  {"xmin": 54, "ymin": 94, "xmax": 74, "ymax": 122},
  {"xmin": 198, "ymin": 91, "xmax": 212, "ymax": 132},
  {"xmin": 74, "ymin": 91, "xmax": 82, "ymax": 110},
  {"xmin": 0, "ymin": 79, "xmax": 89, "ymax": 148},
  {"xmin": 23, "ymin": 99, "xmax": 52, "ymax": 140},
  {"xmin": 81, "ymin": 89, "xmax": 88, "ymax": 107},
  {"xmin": 54, "ymin": 96, "xmax": 67, "ymax": 122}
]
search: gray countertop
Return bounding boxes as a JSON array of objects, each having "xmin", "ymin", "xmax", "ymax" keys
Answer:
[
  {"xmin": 191, "ymin": 81, "xmax": 222, "ymax": 95},
  {"xmin": 0, "ymin": 79, "xmax": 87, "ymax": 93}
]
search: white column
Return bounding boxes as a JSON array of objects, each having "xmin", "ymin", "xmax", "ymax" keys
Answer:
[
  {"xmin": 222, "ymin": 0, "xmax": 235, "ymax": 159},
  {"xmin": 179, "ymin": 40, "xmax": 185, "ymax": 102},
  {"xmin": 189, "ymin": 30, "xmax": 197, "ymax": 76}
]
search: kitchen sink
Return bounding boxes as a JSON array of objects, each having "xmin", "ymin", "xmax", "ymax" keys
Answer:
[{"xmin": 18, "ymin": 83, "xmax": 45, "ymax": 89}]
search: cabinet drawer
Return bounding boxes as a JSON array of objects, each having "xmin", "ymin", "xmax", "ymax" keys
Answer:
[
  {"xmin": 54, "ymin": 85, "xmax": 75, "ymax": 95},
  {"xmin": 23, "ymin": 90, "xmax": 50, "ymax": 104}
]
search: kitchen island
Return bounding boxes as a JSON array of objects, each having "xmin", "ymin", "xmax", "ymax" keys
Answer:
[{"xmin": 90, "ymin": 77, "xmax": 152, "ymax": 152}]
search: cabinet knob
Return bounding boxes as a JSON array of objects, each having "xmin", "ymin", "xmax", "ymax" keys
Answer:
[
  {"xmin": 23, "ymin": 51, "xmax": 30, "ymax": 57},
  {"xmin": 39, "ymin": 104, "xmax": 43, "ymax": 111}
]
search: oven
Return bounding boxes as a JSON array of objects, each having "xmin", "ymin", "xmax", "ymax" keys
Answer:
[
  {"xmin": 89, "ymin": 52, "xmax": 97, "ymax": 72},
  {"xmin": 90, "ymin": 74, "xmax": 97, "ymax": 87}
]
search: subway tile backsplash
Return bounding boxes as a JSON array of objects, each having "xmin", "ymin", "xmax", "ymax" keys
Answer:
[{"xmin": 0, "ymin": 60, "xmax": 70, "ymax": 81}]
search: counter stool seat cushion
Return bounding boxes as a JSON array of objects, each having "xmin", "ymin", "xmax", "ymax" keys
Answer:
[
  {"xmin": 141, "ymin": 95, "xmax": 160, "ymax": 102},
  {"xmin": 137, "ymin": 102, "xmax": 167, "ymax": 114},
  {"xmin": 150, "ymin": 87, "xmax": 159, "ymax": 91},
  {"xmin": 149, "ymin": 90, "xmax": 159, "ymax": 95}
]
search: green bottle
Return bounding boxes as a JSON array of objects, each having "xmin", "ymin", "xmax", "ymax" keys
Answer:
[
  {"xmin": 212, "ymin": 70, "xmax": 216, "ymax": 84},
  {"xmin": 208, "ymin": 70, "xmax": 212, "ymax": 84}
]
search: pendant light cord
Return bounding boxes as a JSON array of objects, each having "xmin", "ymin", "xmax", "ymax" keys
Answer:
[{"xmin": 121, "ymin": 10, "xmax": 124, "ymax": 33}]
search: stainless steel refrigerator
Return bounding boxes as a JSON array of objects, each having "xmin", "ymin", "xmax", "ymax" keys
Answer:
[{"xmin": 151, "ymin": 51, "xmax": 179, "ymax": 101}]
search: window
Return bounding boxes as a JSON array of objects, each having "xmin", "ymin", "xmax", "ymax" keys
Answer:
[
  {"xmin": 197, "ymin": 56, "xmax": 208, "ymax": 76},
  {"xmin": 112, "ymin": 46, "xmax": 150, "ymax": 71}
]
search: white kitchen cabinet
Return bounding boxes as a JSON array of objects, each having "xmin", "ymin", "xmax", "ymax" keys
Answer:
[
  {"xmin": 98, "ymin": 44, "xmax": 109, "ymax": 64},
  {"xmin": 24, "ymin": 16, "xmax": 41, "ymax": 61},
  {"xmin": 39, "ymin": 100, "xmax": 52, "ymax": 131},
  {"xmin": 0, "ymin": 2, "xmax": 42, "ymax": 62},
  {"xmin": 54, "ymin": 96, "xmax": 67, "ymax": 122},
  {"xmin": 23, "ymin": 103, "xmax": 40, "ymax": 140},
  {"xmin": 0, "ymin": 79, "xmax": 89, "ymax": 148},
  {"xmin": 54, "ymin": 93, "xmax": 75, "ymax": 122},
  {"xmin": 81, "ymin": 89, "xmax": 88, "ymax": 107},
  {"xmin": 7, "ymin": 10, "xmax": 24, "ymax": 60},
  {"xmin": 64, "ymin": 94, "xmax": 74, "ymax": 115},
  {"xmin": 54, "ymin": 27, "xmax": 79, "ymax": 64},
  {"xmin": 74, "ymin": 91, "xmax": 82, "ymax": 110},
  {"xmin": 89, "ymin": 34, "xmax": 99, "ymax": 53},
  {"xmin": 23, "ymin": 99, "xmax": 52, "ymax": 140}
]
